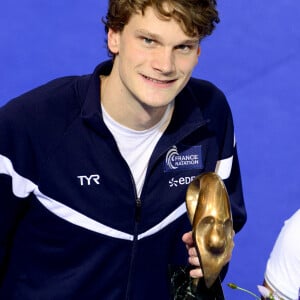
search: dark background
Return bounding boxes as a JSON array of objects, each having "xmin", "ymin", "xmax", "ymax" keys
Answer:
[{"xmin": 1, "ymin": 1, "xmax": 299, "ymax": 298}]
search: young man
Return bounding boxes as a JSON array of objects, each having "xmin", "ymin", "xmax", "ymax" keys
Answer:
[{"xmin": 0, "ymin": 0, "xmax": 246, "ymax": 299}]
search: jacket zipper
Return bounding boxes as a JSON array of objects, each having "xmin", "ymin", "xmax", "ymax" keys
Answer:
[
  {"xmin": 125, "ymin": 119, "xmax": 209, "ymax": 299},
  {"xmin": 125, "ymin": 173, "xmax": 141, "ymax": 300},
  {"xmin": 135, "ymin": 197, "xmax": 142, "ymax": 222}
]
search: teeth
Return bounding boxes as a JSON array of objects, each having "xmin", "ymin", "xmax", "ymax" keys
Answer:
[{"xmin": 145, "ymin": 75, "xmax": 171, "ymax": 84}]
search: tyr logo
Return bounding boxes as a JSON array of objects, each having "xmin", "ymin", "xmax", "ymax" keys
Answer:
[{"xmin": 77, "ymin": 174, "xmax": 100, "ymax": 186}]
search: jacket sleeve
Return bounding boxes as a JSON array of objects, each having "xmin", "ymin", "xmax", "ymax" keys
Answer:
[
  {"xmin": 0, "ymin": 101, "xmax": 32, "ymax": 284},
  {"xmin": 223, "ymin": 144, "xmax": 247, "ymax": 233},
  {"xmin": 214, "ymin": 107, "xmax": 247, "ymax": 233},
  {"xmin": 0, "ymin": 173, "xmax": 30, "ymax": 283}
]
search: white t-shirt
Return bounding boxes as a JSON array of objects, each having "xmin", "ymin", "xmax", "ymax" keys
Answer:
[
  {"xmin": 265, "ymin": 209, "xmax": 300, "ymax": 300},
  {"xmin": 102, "ymin": 103, "xmax": 174, "ymax": 197}
]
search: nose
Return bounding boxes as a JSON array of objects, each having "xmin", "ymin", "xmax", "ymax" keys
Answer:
[{"xmin": 151, "ymin": 48, "xmax": 175, "ymax": 75}]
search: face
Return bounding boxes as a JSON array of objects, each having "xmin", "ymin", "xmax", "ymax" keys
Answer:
[{"xmin": 107, "ymin": 5, "xmax": 200, "ymax": 111}]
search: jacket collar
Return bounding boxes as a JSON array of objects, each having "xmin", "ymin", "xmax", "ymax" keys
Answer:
[{"xmin": 81, "ymin": 60, "xmax": 113, "ymax": 136}]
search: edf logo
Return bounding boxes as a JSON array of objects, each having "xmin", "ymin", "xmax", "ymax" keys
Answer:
[
  {"xmin": 169, "ymin": 176, "xmax": 196, "ymax": 187},
  {"xmin": 77, "ymin": 174, "xmax": 100, "ymax": 186}
]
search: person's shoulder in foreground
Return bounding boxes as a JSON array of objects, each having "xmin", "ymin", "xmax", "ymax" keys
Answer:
[{"xmin": 264, "ymin": 209, "xmax": 300, "ymax": 300}]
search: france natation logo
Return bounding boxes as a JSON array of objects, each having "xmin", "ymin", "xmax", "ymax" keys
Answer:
[{"xmin": 164, "ymin": 145, "xmax": 203, "ymax": 172}]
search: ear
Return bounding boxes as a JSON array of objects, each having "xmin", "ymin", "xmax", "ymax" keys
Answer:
[
  {"xmin": 107, "ymin": 28, "xmax": 120, "ymax": 55},
  {"xmin": 197, "ymin": 45, "xmax": 201, "ymax": 57}
]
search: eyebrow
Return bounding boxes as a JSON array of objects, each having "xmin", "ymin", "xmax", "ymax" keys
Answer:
[{"xmin": 135, "ymin": 29, "xmax": 199, "ymax": 45}]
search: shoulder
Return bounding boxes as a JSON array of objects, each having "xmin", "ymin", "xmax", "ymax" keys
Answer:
[
  {"xmin": 279, "ymin": 209, "xmax": 300, "ymax": 246},
  {"xmin": 1, "ymin": 75, "xmax": 90, "ymax": 114},
  {"xmin": 184, "ymin": 77, "xmax": 230, "ymax": 113},
  {"xmin": 186, "ymin": 78, "xmax": 227, "ymax": 100},
  {"xmin": 0, "ymin": 74, "xmax": 92, "ymax": 160},
  {"xmin": 182, "ymin": 77, "xmax": 233, "ymax": 126},
  {"xmin": 0, "ymin": 74, "xmax": 91, "ymax": 127},
  {"xmin": 268, "ymin": 209, "xmax": 300, "ymax": 267}
]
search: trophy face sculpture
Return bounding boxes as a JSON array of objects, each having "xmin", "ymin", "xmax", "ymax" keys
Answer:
[{"xmin": 186, "ymin": 172, "xmax": 234, "ymax": 289}]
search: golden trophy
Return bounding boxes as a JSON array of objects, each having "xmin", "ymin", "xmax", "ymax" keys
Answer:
[{"xmin": 185, "ymin": 172, "xmax": 234, "ymax": 299}]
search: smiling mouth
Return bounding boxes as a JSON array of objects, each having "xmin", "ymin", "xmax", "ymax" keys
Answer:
[{"xmin": 142, "ymin": 75, "xmax": 176, "ymax": 84}]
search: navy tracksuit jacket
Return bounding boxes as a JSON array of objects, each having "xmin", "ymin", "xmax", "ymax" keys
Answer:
[{"xmin": 0, "ymin": 60, "xmax": 246, "ymax": 299}]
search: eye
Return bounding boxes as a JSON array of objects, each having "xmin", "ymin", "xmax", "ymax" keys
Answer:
[
  {"xmin": 142, "ymin": 37, "xmax": 155, "ymax": 46},
  {"xmin": 176, "ymin": 44, "xmax": 197, "ymax": 54},
  {"xmin": 177, "ymin": 45, "xmax": 190, "ymax": 51}
]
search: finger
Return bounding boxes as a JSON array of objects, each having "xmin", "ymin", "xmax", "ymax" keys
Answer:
[
  {"xmin": 188, "ymin": 255, "xmax": 201, "ymax": 267},
  {"xmin": 188, "ymin": 247, "xmax": 198, "ymax": 257},
  {"xmin": 182, "ymin": 231, "xmax": 194, "ymax": 246},
  {"xmin": 190, "ymin": 268, "xmax": 203, "ymax": 278}
]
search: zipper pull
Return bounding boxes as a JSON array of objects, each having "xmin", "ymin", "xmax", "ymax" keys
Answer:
[{"xmin": 135, "ymin": 198, "xmax": 141, "ymax": 222}]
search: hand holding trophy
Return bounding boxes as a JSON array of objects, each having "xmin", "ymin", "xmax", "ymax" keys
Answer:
[{"xmin": 185, "ymin": 172, "xmax": 234, "ymax": 299}]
